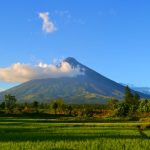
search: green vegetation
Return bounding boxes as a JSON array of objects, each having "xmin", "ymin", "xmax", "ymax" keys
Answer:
[
  {"xmin": 0, "ymin": 86, "xmax": 150, "ymax": 149},
  {"xmin": 4, "ymin": 94, "xmax": 17, "ymax": 113},
  {"xmin": 0, "ymin": 117, "xmax": 150, "ymax": 150},
  {"xmin": 0, "ymin": 86, "xmax": 149, "ymax": 119}
]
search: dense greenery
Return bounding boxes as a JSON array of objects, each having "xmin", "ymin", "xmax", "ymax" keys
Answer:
[
  {"xmin": 0, "ymin": 86, "xmax": 150, "ymax": 149},
  {"xmin": 0, "ymin": 117, "xmax": 150, "ymax": 150}
]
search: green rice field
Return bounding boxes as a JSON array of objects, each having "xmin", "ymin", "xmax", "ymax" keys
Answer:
[{"xmin": 0, "ymin": 117, "xmax": 150, "ymax": 150}]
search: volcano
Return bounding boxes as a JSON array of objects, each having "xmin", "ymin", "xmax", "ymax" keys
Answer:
[{"xmin": 0, "ymin": 57, "xmax": 149, "ymax": 103}]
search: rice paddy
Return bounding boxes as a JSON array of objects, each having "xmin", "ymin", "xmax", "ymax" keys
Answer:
[{"xmin": 0, "ymin": 117, "xmax": 150, "ymax": 150}]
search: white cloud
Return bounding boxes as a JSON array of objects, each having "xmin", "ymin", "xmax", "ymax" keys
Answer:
[
  {"xmin": 0, "ymin": 88, "xmax": 6, "ymax": 92},
  {"xmin": 39, "ymin": 12, "xmax": 56, "ymax": 33},
  {"xmin": 0, "ymin": 61, "xmax": 83, "ymax": 83}
]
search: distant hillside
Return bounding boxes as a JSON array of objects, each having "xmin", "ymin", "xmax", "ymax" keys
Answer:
[
  {"xmin": 0, "ymin": 57, "xmax": 149, "ymax": 103},
  {"xmin": 120, "ymin": 83, "xmax": 150, "ymax": 96},
  {"xmin": 131, "ymin": 87, "xmax": 150, "ymax": 95}
]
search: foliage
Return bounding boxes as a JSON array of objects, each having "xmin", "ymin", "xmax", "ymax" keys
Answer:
[
  {"xmin": 124, "ymin": 86, "xmax": 140, "ymax": 105},
  {"xmin": 138, "ymin": 99, "xmax": 150, "ymax": 112},
  {"xmin": 0, "ymin": 88, "xmax": 150, "ymax": 119},
  {"xmin": 124, "ymin": 86, "xmax": 134, "ymax": 104},
  {"xmin": 4, "ymin": 94, "xmax": 17, "ymax": 113},
  {"xmin": 0, "ymin": 102, "xmax": 5, "ymax": 109},
  {"xmin": 52, "ymin": 102, "xmax": 58, "ymax": 114},
  {"xmin": 115, "ymin": 103, "xmax": 129, "ymax": 117},
  {"xmin": 32, "ymin": 101, "xmax": 39, "ymax": 113},
  {"xmin": 66, "ymin": 105, "xmax": 73, "ymax": 115},
  {"xmin": 114, "ymin": 87, "xmax": 141, "ymax": 117},
  {"xmin": 107, "ymin": 99, "xmax": 119, "ymax": 109}
]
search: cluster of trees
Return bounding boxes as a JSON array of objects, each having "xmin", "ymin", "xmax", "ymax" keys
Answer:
[
  {"xmin": 113, "ymin": 86, "xmax": 150, "ymax": 117},
  {"xmin": 0, "ymin": 95, "xmax": 107, "ymax": 117},
  {"xmin": 0, "ymin": 96, "xmax": 67, "ymax": 114},
  {"xmin": 0, "ymin": 94, "xmax": 17, "ymax": 113},
  {"xmin": 1, "ymin": 86, "xmax": 150, "ymax": 119}
]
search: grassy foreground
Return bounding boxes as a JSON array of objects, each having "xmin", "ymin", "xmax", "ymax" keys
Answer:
[{"xmin": 0, "ymin": 117, "xmax": 150, "ymax": 150}]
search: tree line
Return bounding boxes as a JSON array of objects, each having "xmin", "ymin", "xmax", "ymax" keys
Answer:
[{"xmin": 0, "ymin": 86, "xmax": 150, "ymax": 119}]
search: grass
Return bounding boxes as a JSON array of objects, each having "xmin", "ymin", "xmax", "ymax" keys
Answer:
[{"xmin": 0, "ymin": 117, "xmax": 150, "ymax": 150}]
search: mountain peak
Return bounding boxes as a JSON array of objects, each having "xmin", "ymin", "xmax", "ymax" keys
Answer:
[
  {"xmin": 64, "ymin": 57, "xmax": 78, "ymax": 62},
  {"xmin": 64, "ymin": 57, "xmax": 81, "ymax": 68}
]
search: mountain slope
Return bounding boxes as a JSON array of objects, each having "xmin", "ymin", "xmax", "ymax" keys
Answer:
[
  {"xmin": 120, "ymin": 83, "xmax": 150, "ymax": 96},
  {"xmin": 131, "ymin": 87, "xmax": 150, "ymax": 95},
  {"xmin": 0, "ymin": 57, "xmax": 149, "ymax": 103}
]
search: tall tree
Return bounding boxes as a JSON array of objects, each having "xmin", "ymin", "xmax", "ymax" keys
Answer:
[
  {"xmin": 4, "ymin": 94, "xmax": 17, "ymax": 113},
  {"xmin": 56, "ymin": 98, "xmax": 65, "ymax": 113},
  {"xmin": 33, "ymin": 101, "xmax": 39, "ymax": 113},
  {"xmin": 124, "ymin": 86, "xmax": 134, "ymax": 104},
  {"xmin": 133, "ymin": 93, "xmax": 140, "ymax": 105},
  {"xmin": 67, "ymin": 105, "xmax": 73, "ymax": 115},
  {"xmin": 52, "ymin": 102, "xmax": 58, "ymax": 115},
  {"xmin": 0, "ymin": 102, "xmax": 5, "ymax": 110}
]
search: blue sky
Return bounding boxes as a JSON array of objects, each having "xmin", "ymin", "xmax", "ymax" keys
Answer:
[{"xmin": 0, "ymin": 0, "xmax": 150, "ymax": 90}]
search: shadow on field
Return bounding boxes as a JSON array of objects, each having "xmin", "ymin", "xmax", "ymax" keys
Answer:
[
  {"xmin": 0, "ymin": 131, "xmax": 149, "ymax": 142},
  {"xmin": 50, "ymin": 148, "xmax": 72, "ymax": 150},
  {"xmin": 0, "ymin": 113, "xmax": 137, "ymax": 123},
  {"xmin": 0, "ymin": 113, "xmax": 70, "ymax": 121},
  {"xmin": 0, "ymin": 117, "xmax": 149, "ymax": 142}
]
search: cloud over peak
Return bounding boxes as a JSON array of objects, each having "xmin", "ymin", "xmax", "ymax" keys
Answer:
[
  {"xmin": 39, "ymin": 12, "xmax": 56, "ymax": 33},
  {"xmin": 0, "ymin": 61, "xmax": 83, "ymax": 83}
]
